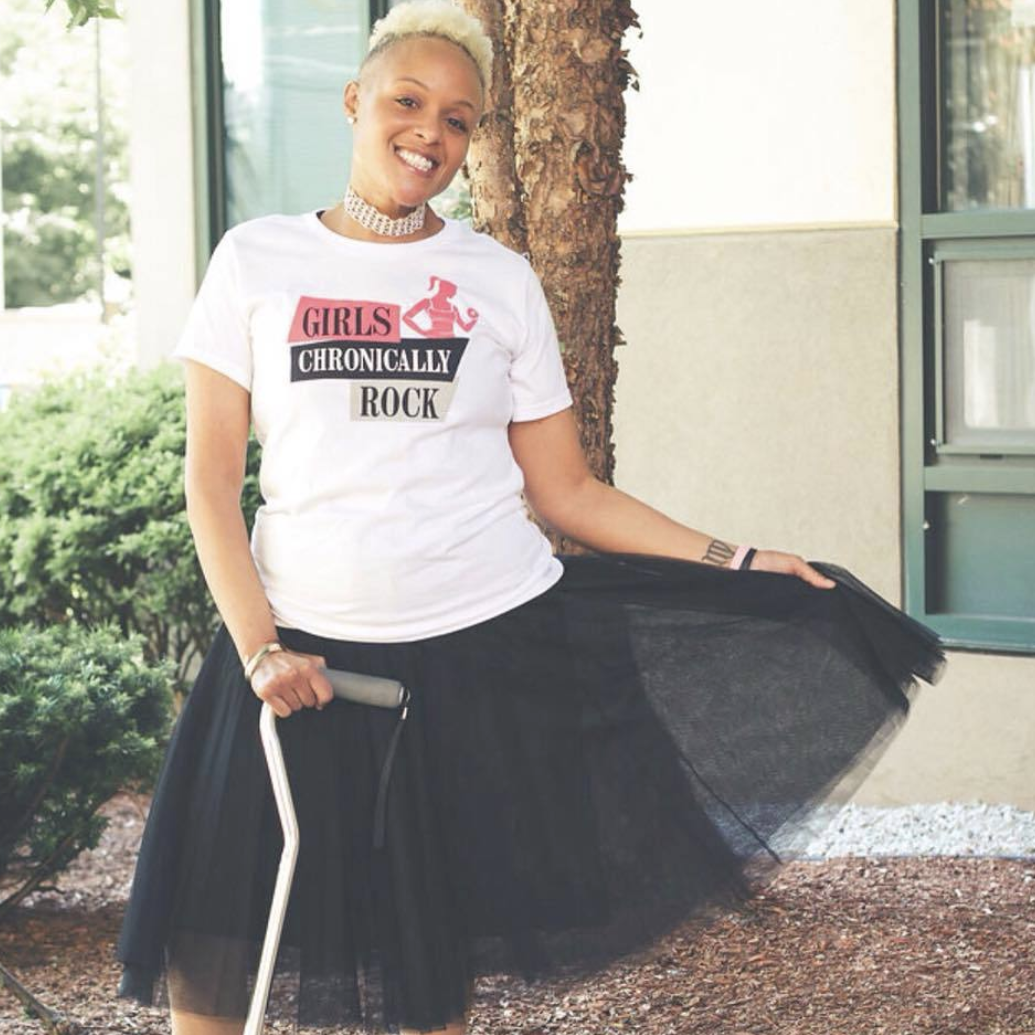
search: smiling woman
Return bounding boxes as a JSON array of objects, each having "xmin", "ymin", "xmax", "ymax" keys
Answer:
[
  {"xmin": 325, "ymin": 21, "xmax": 488, "ymax": 242},
  {"xmin": 112, "ymin": 2, "xmax": 947, "ymax": 1034}
]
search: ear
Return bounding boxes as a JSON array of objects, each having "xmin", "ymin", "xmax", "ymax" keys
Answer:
[{"xmin": 342, "ymin": 80, "xmax": 359, "ymax": 120}]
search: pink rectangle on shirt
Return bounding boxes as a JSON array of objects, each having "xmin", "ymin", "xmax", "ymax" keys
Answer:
[{"xmin": 288, "ymin": 296, "xmax": 400, "ymax": 343}]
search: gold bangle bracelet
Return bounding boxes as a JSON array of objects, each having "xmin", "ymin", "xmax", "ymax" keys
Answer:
[{"xmin": 243, "ymin": 641, "xmax": 284, "ymax": 682}]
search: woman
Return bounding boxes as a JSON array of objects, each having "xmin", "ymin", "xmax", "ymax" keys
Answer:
[{"xmin": 114, "ymin": 3, "xmax": 946, "ymax": 1033}]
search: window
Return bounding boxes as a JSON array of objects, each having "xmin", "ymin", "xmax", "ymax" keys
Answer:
[
  {"xmin": 899, "ymin": 0, "xmax": 1035, "ymax": 653},
  {"xmin": 191, "ymin": 0, "xmax": 399, "ymax": 256}
]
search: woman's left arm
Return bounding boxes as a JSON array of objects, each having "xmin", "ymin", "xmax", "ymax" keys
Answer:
[{"xmin": 508, "ymin": 408, "xmax": 835, "ymax": 589}]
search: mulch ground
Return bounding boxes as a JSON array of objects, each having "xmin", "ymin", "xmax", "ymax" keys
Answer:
[{"xmin": 1, "ymin": 792, "xmax": 1033, "ymax": 1035}]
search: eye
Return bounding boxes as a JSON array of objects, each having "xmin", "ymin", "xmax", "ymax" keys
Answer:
[{"xmin": 395, "ymin": 96, "xmax": 468, "ymax": 133}]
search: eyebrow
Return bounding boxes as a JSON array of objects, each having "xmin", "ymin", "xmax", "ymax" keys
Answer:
[{"xmin": 393, "ymin": 76, "xmax": 478, "ymax": 111}]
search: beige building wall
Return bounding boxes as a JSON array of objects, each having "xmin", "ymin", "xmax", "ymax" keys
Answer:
[
  {"xmin": 126, "ymin": 0, "xmax": 196, "ymax": 370},
  {"xmin": 614, "ymin": 3, "xmax": 1035, "ymax": 807}
]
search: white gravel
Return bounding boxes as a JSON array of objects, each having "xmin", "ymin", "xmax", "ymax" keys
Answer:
[{"xmin": 795, "ymin": 802, "xmax": 1035, "ymax": 860}]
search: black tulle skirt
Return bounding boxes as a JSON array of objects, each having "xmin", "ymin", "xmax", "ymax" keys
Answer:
[{"xmin": 114, "ymin": 550, "xmax": 946, "ymax": 1033}]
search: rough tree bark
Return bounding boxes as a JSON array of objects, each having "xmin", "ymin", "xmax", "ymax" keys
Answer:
[{"xmin": 461, "ymin": 0, "xmax": 641, "ymax": 556}]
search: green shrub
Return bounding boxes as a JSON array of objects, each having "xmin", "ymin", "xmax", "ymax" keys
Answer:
[
  {"xmin": 0, "ymin": 621, "xmax": 172, "ymax": 919},
  {"xmin": 0, "ymin": 362, "xmax": 262, "ymax": 691}
]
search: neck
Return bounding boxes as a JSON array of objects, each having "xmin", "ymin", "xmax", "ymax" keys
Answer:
[
  {"xmin": 342, "ymin": 181, "xmax": 441, "ymax": 240},
  {"xmin": 322, "ymin": 204, "xmax": 444, "ymax": 244}
]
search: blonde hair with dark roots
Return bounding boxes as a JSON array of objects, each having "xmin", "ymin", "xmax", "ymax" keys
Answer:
[{"xmin": 362, "ymin": 0, "xmax": 493, "ymax": 92}]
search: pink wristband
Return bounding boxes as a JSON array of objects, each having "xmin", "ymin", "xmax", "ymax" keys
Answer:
[{"xmin": 730, "ymin": 544, "xmax": 751, "ymax": 570}]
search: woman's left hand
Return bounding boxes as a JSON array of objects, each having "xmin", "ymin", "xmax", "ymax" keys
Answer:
[{"xmin": 747, "ymin": 549, "xmax": 836, "ymax": 589}]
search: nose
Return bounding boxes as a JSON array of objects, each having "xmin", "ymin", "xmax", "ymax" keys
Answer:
[{"xmin": 413, "ymin": 109, "xmax": 442, "ymax": 143}]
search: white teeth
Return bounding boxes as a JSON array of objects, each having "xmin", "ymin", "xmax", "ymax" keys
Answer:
[{"xmin": 397, "ymin": 148, "xmax": 434, "ymax": 171}]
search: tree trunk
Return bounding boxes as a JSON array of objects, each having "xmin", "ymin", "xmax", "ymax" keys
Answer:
[
  {"xmin": 462, "ymin": 0, "xmax": 527, "ymax": 255},
  {"xmin": 461, "ymin": 0, "xmax": 641, "ymax": 555}
]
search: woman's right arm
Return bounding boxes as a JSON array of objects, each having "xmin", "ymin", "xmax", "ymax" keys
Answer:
[{"xmin": 182, "ymin": 360, "xmax": 333, "ymax": 716}]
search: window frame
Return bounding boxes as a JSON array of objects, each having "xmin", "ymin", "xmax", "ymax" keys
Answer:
[{"xmin": 898, "ymin": 0, "xmax": 1035, "ymax": 654}]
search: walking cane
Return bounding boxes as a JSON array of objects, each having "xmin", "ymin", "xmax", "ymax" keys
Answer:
[{"xmin": 243, "ymin": 667, "xmax": 410, "ymax": 1035}]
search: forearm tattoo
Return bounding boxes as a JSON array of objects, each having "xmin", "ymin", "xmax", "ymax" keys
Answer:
[{"xmin": 702, "ymin": 538, "xmax": 736, "ymax": 568}]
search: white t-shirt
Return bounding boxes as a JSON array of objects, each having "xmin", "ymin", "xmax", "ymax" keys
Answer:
[{"xmin": 172, "ymin": 209, "xmax": 574, "ymax": 641}]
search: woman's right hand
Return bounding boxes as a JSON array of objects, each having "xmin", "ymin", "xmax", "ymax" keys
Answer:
[{"xmin": 249, "ymin": 648, "xmax": 335, "ymax": 718}]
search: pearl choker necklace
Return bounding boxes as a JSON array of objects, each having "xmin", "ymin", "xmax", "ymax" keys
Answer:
[{"xmin": 341, "ymin": 183, "xmax": 427, "ymax": 237}]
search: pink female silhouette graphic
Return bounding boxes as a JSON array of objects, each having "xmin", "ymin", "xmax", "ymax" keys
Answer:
[{"xmin": 403, "ymin": 276, "xmax": 479, "ymax": 337}]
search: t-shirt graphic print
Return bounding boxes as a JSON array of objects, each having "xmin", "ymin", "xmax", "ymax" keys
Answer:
[
  {"xmin": 172, "ymin": 210, "xmax": 574, "ymax": 642},
  {"xmin": 288, "ymin": 275, "xmax": 477, "ymax": 424}
]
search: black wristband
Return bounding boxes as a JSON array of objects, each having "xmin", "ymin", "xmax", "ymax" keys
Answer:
[{"xmin": 742, "ymin": 547, "xmax": 757, "ymax": 571}]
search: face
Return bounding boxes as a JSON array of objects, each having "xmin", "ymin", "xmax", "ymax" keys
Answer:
[{"xmin": 343, "ymin": 35, "xmax": 485, "ymax": 218}]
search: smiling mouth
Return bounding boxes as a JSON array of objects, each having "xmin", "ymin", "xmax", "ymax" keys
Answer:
[{"xmin": 395, "ymin": 147, "xmax": 438, "ymax": 174}]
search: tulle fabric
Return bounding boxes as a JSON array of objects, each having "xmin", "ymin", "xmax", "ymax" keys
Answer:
[{"xmin": 114, "ymin": 550, "xmax": 946, "ymax": 1033}]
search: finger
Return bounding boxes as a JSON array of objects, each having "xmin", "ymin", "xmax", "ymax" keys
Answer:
[
  {"xmin": 268, "ymin": 674, "xmax": 306, "ymax": 712},
  {"xmin": 310, "ymin": 666, "xmax": 335, "ymax": 710},
  {"xmin": 801, "ymin": 561, "xmax": 836, "ymax": 589},
  {"xmin": 286, "ymin": 681, "xmax": 311, "ymax": 710},
  {"xmin": 250, "ymin": 667, "xmax": 300, "ymax": 716},
  {"xmin": 269, "ymin": 695, "xmax": 292, "ymax": 719},
  {"xmin": 289, "ymin": 653, "xmax": 332, "ymax": 709},
  {"xmin": 311, "ymin": 655, "xmax": 332, "ymax": 707},
  {"xmin": 293, "ymin": 652, "xmax": 333, "ymax": 709},
  {"xmin": 288, "ymin": 676, "xmax": 318, "ymax": 709},
  {"xmin": 273, "ymin": 654, "xmax": 319, "ymax": 709}
]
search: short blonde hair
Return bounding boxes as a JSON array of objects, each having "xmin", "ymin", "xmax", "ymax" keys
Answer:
[{"xmin": 364, "ymin": 0, "xmax": 493, "ymax": 92}]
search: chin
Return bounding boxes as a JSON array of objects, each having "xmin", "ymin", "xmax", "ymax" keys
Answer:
[
  {"xmin": 404, "ymin": 190, "xmax": 440, "ymax": 209},
  {"xmin": 391, "ymin": 183, "xmax": 434, "ymax": 207}
]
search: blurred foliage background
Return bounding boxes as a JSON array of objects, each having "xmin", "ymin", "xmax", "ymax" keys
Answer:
[{"xmin": 1, "ymin": 0, "xmax": 130, "ymax": 309}]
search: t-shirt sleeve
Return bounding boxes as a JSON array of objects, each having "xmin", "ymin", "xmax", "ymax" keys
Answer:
[
  {"xmin": 509, "ymin": 265, "xmax": 574, "ymax": 422},
  {"xmin": 171, "ymin": 231, "xmax": 252, "ymax": 391}
]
